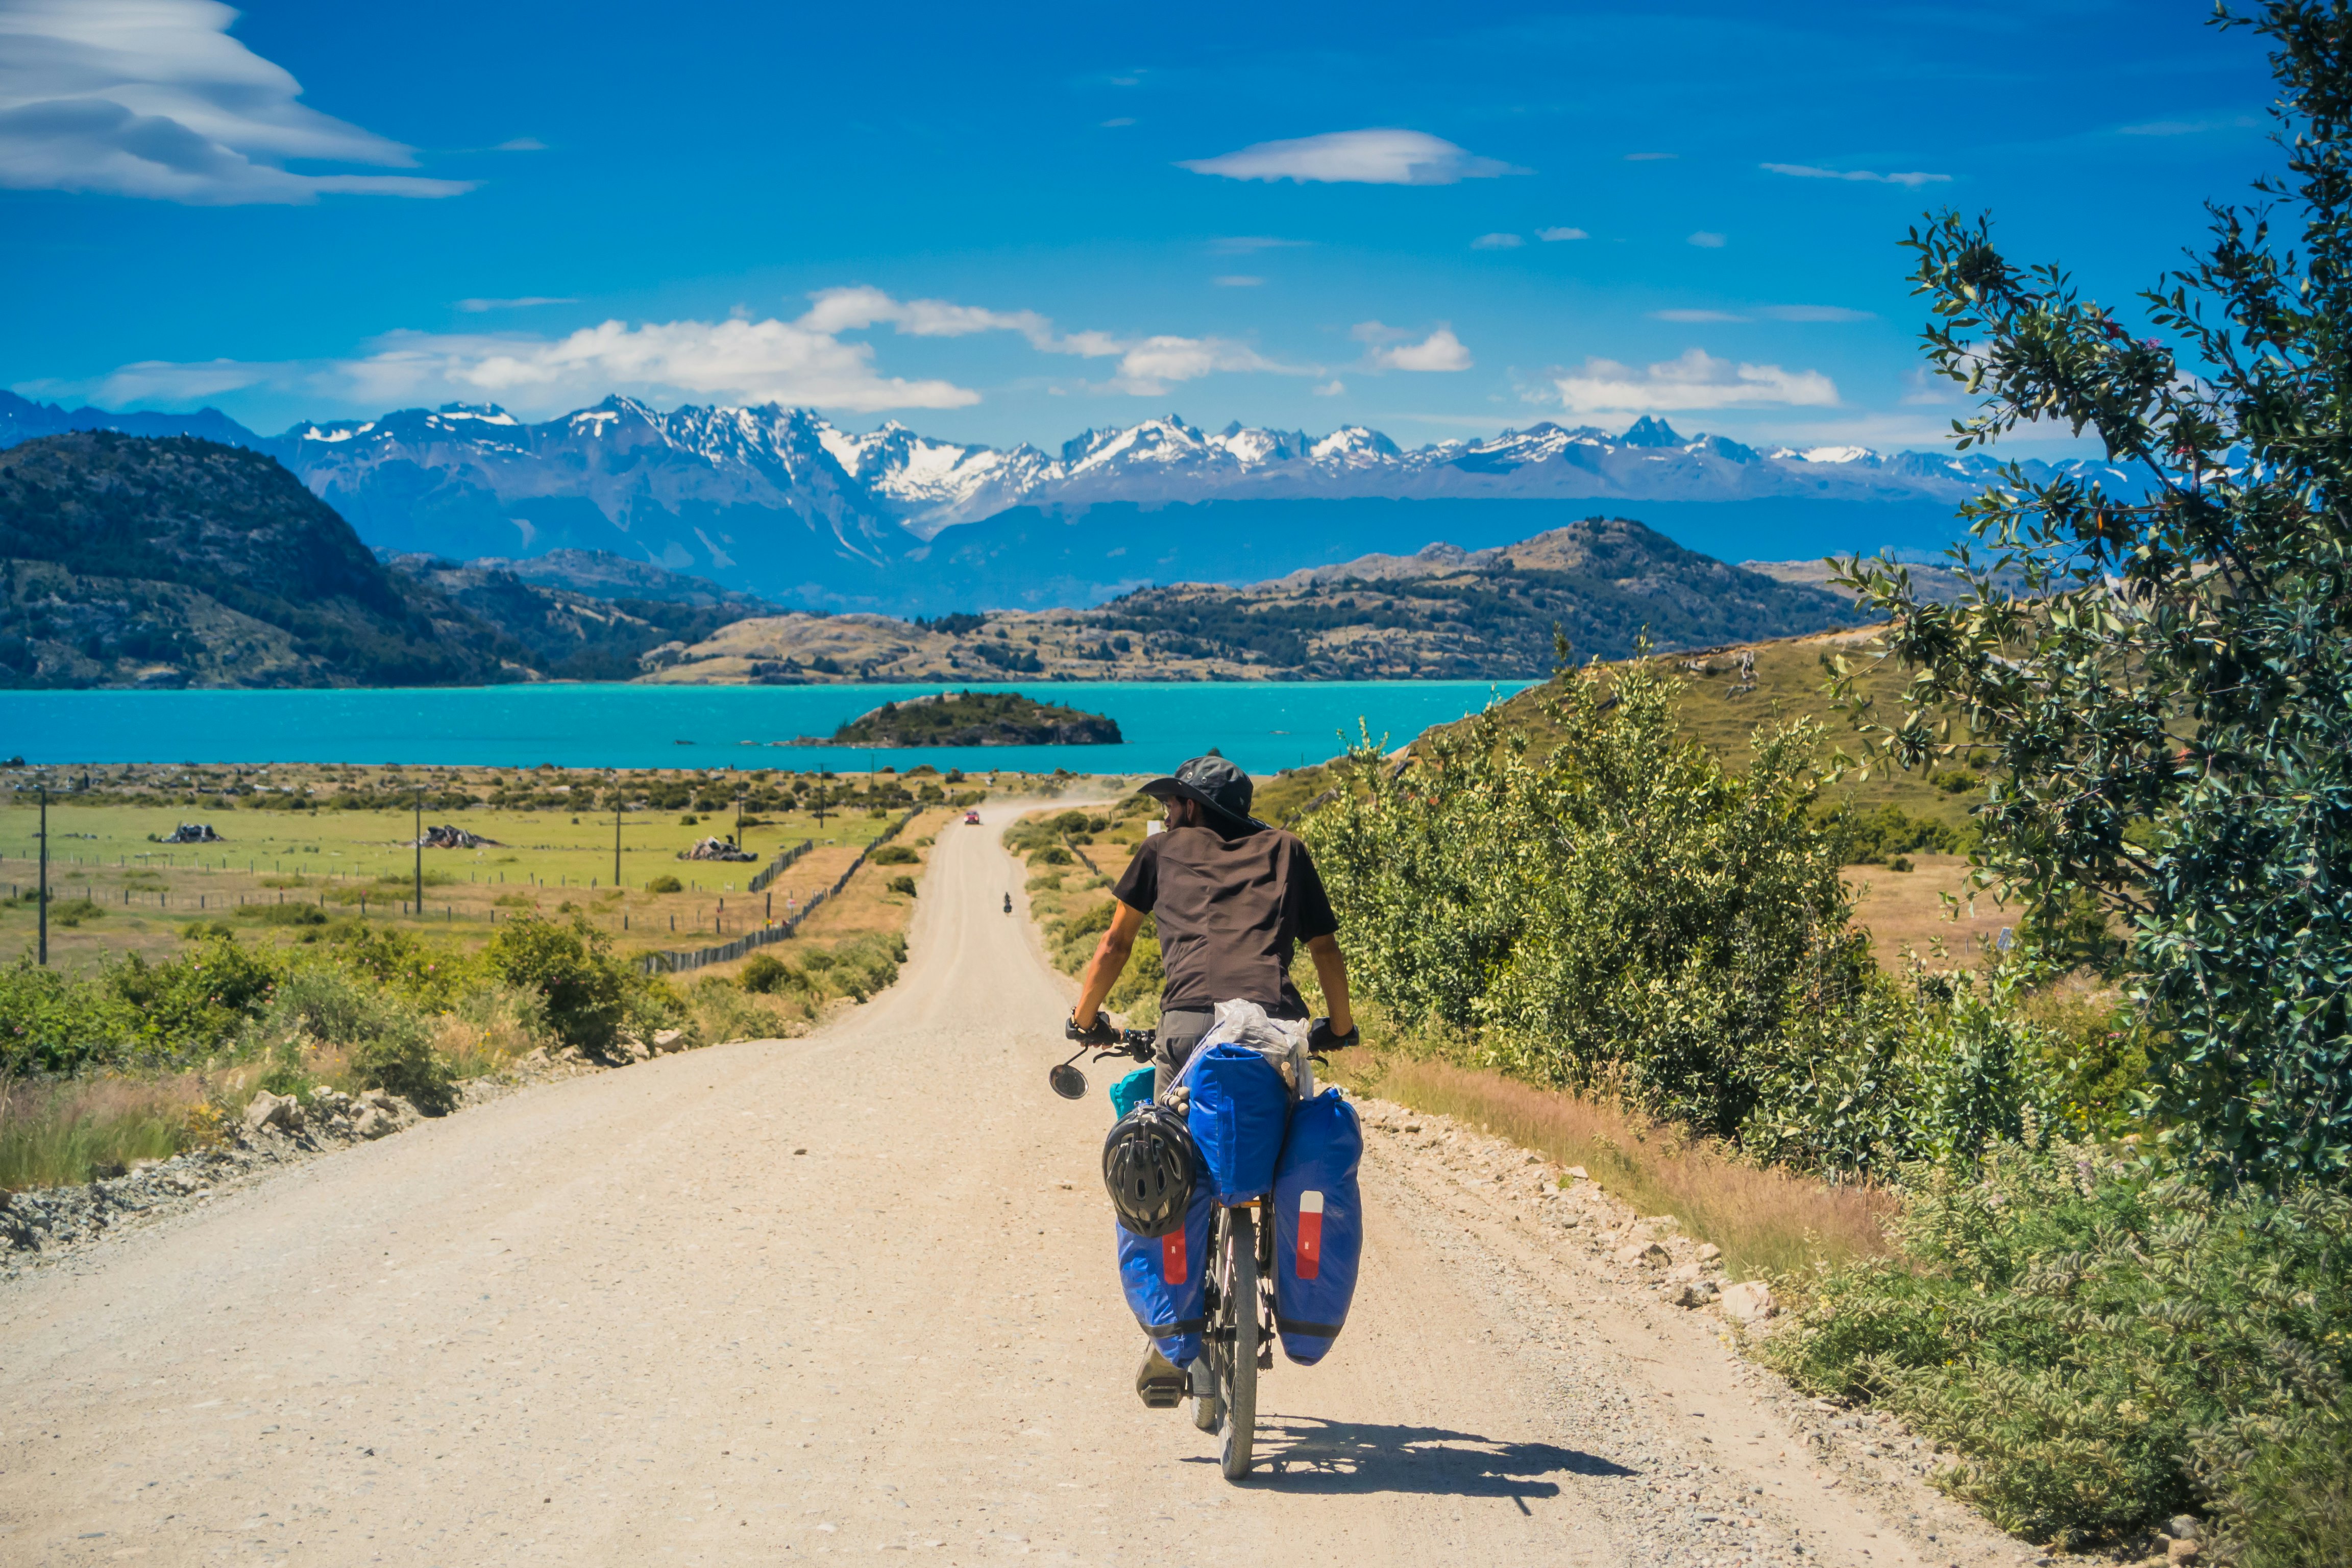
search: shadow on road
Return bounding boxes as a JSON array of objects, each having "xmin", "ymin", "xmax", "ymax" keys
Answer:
[{"xmin": 1181, "ymin": 1414, "xmax": 1635, "ymax": 1497}]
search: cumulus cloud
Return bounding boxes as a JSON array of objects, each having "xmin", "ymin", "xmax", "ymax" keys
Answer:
[
  {"xmin": 1181, "ymin": 128, "xmax": 1523, "ymax": 185},
  {"xmin": 1687, "ymin": 231, "xmax": 1727, "ymax": 248},
  {"xmin": 1547, "ymin": 347, "xmax": 1836, "ymax": 414},
  {"xmin": 0, "ymin": 0, "xmax": 473, "ymax": 204},
  {"xmin": 88, "ymin": 285, "xmax": 1327, "ymax": 413},
  {"xmin": 1314, "ymin": 380, "xmax": 1345, "ymax": 396},
  {"xmin": 1471, "ymin": 232, "xmax": 1523, "ymax": 249},
  {"xmin": 1098, "ymin": 336, "xmax": 1310, "ymax": 397},
  {"xmin": 1352, "ymin": 322, "xmax": 1472, "ymax": 373},
  {"xmin": 1762, "ymin": 162, "xmax": 1950, "ymax": 188},
  {"xmin": 1536, "ymin": 226, "xmax": 1588, "ymax": 241}
]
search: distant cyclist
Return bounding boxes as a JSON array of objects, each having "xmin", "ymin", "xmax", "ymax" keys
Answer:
[
  {"xmin": 1067, "ymin": 754, "xmax": 1357, "ymax": 1404},
  {"xmin": 1003, "ymin": 892, "xmax": 1013, "ymax": 915}
]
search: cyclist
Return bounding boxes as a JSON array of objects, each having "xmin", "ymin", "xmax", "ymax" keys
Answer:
[
  {"xmin": 1067, "ymin": 753, "xmax": 1357, "ymax": 1405},
  {"xmin": 1003, "ymin": 892, "xmax": 1013, "ymax": 915}
]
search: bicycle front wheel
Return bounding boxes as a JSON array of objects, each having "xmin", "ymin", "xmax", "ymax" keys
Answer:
[{"xmin": 1219, "ymin": 1207, "xmax": 1258, "ymax": 1481}]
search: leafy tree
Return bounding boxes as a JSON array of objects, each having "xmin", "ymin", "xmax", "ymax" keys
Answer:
[
  {"xmin": 1834, "ymin": 1, "xmax": 2352, "ymax": 1185},
  {"xmin": 483, "ymin": 913, "xmax": 626, "ymax": 1055}
]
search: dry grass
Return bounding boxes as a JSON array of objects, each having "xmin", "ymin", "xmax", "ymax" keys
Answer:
[
  {"xmin": 1320, "ymin": 1049, "xmax": 1895, "ymax": 1280},
  {"xmin": 1846, "ymin": 852, "xmax": 2018, "ymax": 971},
  {"xmin": 0, "ymin": 1072, "xmax": 212, "ymax": 1190}
]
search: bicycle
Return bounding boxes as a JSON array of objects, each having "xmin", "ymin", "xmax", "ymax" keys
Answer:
[{"xmin": 1049, "ymin": 1022, "xmax": 1275, "ymax": 1480}]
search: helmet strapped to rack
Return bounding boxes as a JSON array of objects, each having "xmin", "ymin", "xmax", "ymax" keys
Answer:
[{"xmin": 1101, "ymin": 1102, "xmax": 1197, "ymax": 1238}]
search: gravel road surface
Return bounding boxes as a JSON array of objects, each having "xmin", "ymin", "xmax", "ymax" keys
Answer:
[{"xmin": 0, "ymin": 807, "xmax": 2030, "ymax": 1567}]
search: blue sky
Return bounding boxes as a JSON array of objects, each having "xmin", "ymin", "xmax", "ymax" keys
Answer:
[{"xmin": 0, "ymin": 0, "xmax": 2281, "ymax": 454}]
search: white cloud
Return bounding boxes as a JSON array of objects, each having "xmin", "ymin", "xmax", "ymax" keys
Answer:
[
  {"xmin": 494, "ymin": 137, "xmax": 547, "ymax": 152},
  {"xmin": 2118, "ymin": 116, "xmax": 2256, "ymax": 136},
  {"xmin": 1761, "ymin": 162, "xmax": 1951, "ymax": 188},
  {"xmin": 1100, "ymin": 117, "xmax": 1135, "ymax": 128},
  {"xmin": 1180, "ymin": 128, "xmax": 1523, "ymax": 186},
  {"xmin": 1352, "ymin": 322, "xmax": 1472, "ymax": 373},
  {"xmin": 1471, "ymin": 232, "xmax": 1523, "ymax": 249},
  {"xmin": 1210, "ymin": 235, "xmax": 1310, "ymax": 254},
  {"xmin": 0, "ymin": 0, "xmax": 473, "ymax": 204},
  {"xmin": 1548, "ymin": 347, "xmax": 1837, "ymax": 414},
  {"xmin": 1213, "ymin": 275, "xmax": 1263, "ymax": 287},
  {"xmin": 1688, "ymin": 231, "xmax": 1727, "ymax": 248},
  {"xmin": 1536, "ymin": 226, "xmax": 1588, "ymax": 241},
  {"xmin": 455, "ymin": 296, "xmax": 577, "ymax": 312},
  {"xmin": 1099, "ymin": 336, "xmax": 1309, "ymax": 397},
  {"xmin": 85, "ymin": 284, "xmax": 1324, "ymax": 414},
  {"xmin": 1651, "ymin": 309, "xmax": 1748, "ymax": 323},
  {"xmin": 1314, "ymin": 380, "xmax": 1345, "ymax": 397},
  {"xmin": 1625, "ymin": 152, "xmax": 1676, "ymax": 161},
  {"xmin": 1758, "ymin": 304, "xmax": 1874, "ymax": 322}
]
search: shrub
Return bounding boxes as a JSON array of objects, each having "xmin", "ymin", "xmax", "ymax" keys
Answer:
[
  {"xmin": 646, "ymin": 874, "xmax": 683, "ymax": 894},
  {"xmin": 483, "ymin": 914, "xmax": 626, "ymax": 1056},
  {"xmin": 254, "ymin": 902, "xmax": 328, "ymax": 927},
  {"xmin": 888, "ymin": 875, "xmax": 917, "ymax": 897},
  {"xmin": 1765, "ymin": 1143, "xmax": 2352, "ymax": 1550},
  {"xmin": 1306, "ymin": 655, "xmax": 1873, "ymax": 1141},
  {"xmin": 739, "ymin": 952, "xmax": 794, "ymax": 994},
  {"xmin": 869, "ymin": 844, "xmax": 919, "ymax": 865},
  {"xmin": 354, "ymin": 1024, "xmax": 456, "ymax": 1115},
  {"xmin": 1027, "ymin": 845, "xmax": 1072, "ymax": 867}
]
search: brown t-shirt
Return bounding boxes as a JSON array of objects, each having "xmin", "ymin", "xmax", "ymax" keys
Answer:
[{"xmin": 1111, "ymin": 823, "xmax": 1339, "ymax": 1018}]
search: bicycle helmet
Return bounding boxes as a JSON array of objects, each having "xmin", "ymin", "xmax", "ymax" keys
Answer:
[{"xmin": 1101, "ymin": 1102, "xmax": 1197, "ymax": 1238}]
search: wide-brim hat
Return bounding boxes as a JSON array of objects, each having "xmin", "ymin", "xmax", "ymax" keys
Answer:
[{"xmin": 1139, "ymin": 754, "xmax": 1260, "ymax": 832}]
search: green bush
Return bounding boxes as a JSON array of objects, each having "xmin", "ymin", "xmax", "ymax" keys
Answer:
[
  {"xmin": 1306, "ymin": 655, "xmax": 1873, "ymax": 1140},
  {"xmin": 254, "ymin": 901, "xmax": 329, "ymax": 927},
  {"xmin": 739, "ymin": 952, "xmax": 796, "ymax": 994},
  {"xmin": 354, "ymin": 1024, "xmax": 456, "ymax": 1115},
  {"xmin": 1765, "ymin": 1143, "xmax": 2352, "ymax": 1549},
  {"xmin": 869, "ymin": 844, "xmax": 919, "ymax": 865},
  {"xmin": 887, "ymin": 875, "xmax": 917, "ymax": 898},
  {"xmin": 1027, "ymin": 845, "xmax": 1072, "ymax": 867},
  {"xmin": 646, "ymin": 874, "xmax": 683, "ymax": 894},
  {"xmin": 483, "ymin": 914, "xmax": 626, "ymax": 1056}
]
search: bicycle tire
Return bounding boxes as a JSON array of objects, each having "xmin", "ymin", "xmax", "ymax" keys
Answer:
[{"xmin": 1219, "ymin": 1207, "xmax": 1258, "ymax": 1481}]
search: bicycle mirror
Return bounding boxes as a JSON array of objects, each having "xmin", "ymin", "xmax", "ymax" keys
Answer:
[{"xmin": 1048, "ymin": 1063, "xmax": 1087, "ymax": 1099}]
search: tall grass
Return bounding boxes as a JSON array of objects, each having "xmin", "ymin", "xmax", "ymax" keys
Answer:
[
  {"xmin": 1324, "ymin": 1048, "xmax": 1894, "ymax": 1278},
  {"xmin": 0, "ymin": 1074, "xmax": 209, "ymax": 1190}
]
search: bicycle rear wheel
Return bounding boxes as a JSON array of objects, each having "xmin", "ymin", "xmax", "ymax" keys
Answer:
[{"xmin": 1219, "ymin": 1207, "xmax": 1258, "ymax": 1481}]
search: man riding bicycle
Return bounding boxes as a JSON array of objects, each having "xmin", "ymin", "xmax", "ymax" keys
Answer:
[{"xmin": 1065, "ymin": 754, "xmax": 1358, "ymax": 1406}]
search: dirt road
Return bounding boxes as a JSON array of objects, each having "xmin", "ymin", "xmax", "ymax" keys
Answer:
[{"xmin": 0, "ymin": 808, "xmax": 2025, "ymax": 1567}]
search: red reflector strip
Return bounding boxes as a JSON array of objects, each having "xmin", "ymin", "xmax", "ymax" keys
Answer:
[
  {"xmin": 1297, "ymin": 1189, "xmax": 1324, "ymax": 1280},
  {"xmin": 1162, "ymin": 1227, "xmax": 1186, "ymax": 1284}
]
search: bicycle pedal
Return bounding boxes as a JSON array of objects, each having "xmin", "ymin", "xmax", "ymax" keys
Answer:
[
  {"xmin": 1257, "ymin": 1345, "xmax": 1273, "ymax": 1370},
  {"xmin": 1136, "ymin": 1349, "xmax": 1187, "ymax": 1409}
]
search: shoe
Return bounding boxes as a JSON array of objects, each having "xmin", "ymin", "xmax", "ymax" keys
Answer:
[
  {"xmin": 1190, "ymin": 1356, "xmax": 1223, "ymax": 1433},
  {"xmin": 1135, "ymin": 1346, "xmax": 1186, "ymax": 1409}
]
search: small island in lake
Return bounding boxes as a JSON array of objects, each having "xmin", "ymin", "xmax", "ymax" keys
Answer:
[{"xmin": 808, "ymin": 690, "xmax": 1123, "ymax": 747}]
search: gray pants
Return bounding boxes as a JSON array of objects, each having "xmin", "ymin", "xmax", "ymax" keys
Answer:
[{"xmin": 1151, "ymin": 1009, "xmax": 1214, "ymax": 1098}]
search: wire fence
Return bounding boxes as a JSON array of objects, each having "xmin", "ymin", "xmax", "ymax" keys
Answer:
[{"xmin": 638, "ymin": 810, "xmax": 920, "ymax": 975}]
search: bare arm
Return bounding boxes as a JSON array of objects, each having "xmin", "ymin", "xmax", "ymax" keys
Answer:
[
  {"xmin": 1306, "ymin": 933, "xmax": 1354, "ymax": 1036},
  {"xmin": 1072, "ymin": 899, "xmax": 1147, "ymax": 1030}
]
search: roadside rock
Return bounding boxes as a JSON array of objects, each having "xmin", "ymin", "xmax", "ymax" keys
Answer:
[
  {"xmin": 242, "ymin": 1090, "xmax": 303, "ymax": 1135},
  {"xmin": 652, "ymin": 1028, "xmax": 686, "ymax": 1053},
  {"xmin": 1673, "ymin": 1278, "xmax": 1721, "ymax": 1309},
  {"xmin": 1721, "ymin": 1279, "xmax": 1777, "ymax": 1324},
  {"xmin": 1615, "ymin": 1240, "xmax": 1671, "ymax": 1268}
]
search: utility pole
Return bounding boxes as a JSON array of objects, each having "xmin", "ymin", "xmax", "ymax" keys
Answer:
[
  {"xmin": 413, "ymin": 786, "xmax": 423, "ymax": 918},
  {"xmin": 735, "ymin": 788, "xmax": 746, "ymax": 853},
  {"xmin": 36, "ymin": 783, "xmax": 47, "ymax": 966},
  {"xmin": 614, "ymin": 774, "xmax": 623, "ymax": 888}
]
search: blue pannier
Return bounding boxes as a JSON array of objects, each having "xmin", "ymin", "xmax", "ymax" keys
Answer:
[
  {"xmin": 1272, "ymin": 1088, "xmax": 1364, "ymax": 1365},
  {"xmin": 1182, "ymin": 1043, "xmax": 1291, "ymax": 1204},
  {"xmin": 1115, "ymin": 1182, "xmax": 1212, "ymax": 1365}
]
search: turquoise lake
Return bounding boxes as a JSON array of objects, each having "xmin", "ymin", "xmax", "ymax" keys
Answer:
[{"xmin": 9, "ymin": 681, "xmax": 1535, "ymax": 775}]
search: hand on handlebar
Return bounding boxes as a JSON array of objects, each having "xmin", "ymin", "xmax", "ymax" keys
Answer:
[
  {"xmin": 1307, "ymin": 1016, "xmax": 1360, "ymax": 1054},
  {"xmin": 1066, "ymin": 1010, "xmax": 1119, "ymax": 1048}
]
